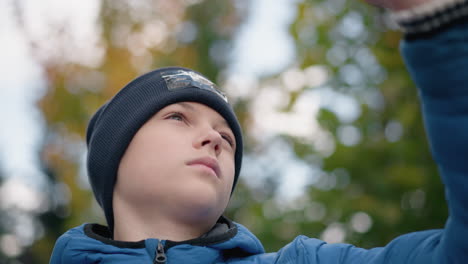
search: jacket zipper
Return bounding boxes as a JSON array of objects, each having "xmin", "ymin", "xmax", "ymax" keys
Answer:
[{"xmin": 153, "ymin": 240, "xmax": 167, "ymax": 264}]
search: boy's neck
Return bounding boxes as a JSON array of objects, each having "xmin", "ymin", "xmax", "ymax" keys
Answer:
[{"xmin": 112, "ymin": 195, "xmax": 217, "ymax": 242}]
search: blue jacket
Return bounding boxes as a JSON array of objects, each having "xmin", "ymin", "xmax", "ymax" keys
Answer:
[{"xmin": 50, "ymin": 20, "xmax": 468, "ymax": 264}]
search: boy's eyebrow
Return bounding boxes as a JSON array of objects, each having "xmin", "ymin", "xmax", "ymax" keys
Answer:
[{"xmin": 177, "ymin": 102, "xmax": 197, "ymax": 112}]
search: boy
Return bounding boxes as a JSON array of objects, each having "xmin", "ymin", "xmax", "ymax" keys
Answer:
[{"xmin": 50, "ymin": 0, "xmax": 468, "ymax": 263}]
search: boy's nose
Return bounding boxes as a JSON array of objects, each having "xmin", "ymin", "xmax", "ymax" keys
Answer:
[{"xmin": 195, "ymin": 129, "xmax": 222, "ymax": 156}]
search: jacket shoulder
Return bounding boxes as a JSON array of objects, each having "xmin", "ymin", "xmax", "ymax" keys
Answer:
[
  {"xmin": 50, "ymin": 223, "xmax": 151, "ymax": 264},
  {"xmin": 50, "ymin": 224, "xmax": 88, "ymax": 264}
]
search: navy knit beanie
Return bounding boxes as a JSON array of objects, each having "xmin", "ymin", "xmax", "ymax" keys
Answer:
[{"xmin": 86, "ymin": 67, "xmax": 243, "ymax": 231}]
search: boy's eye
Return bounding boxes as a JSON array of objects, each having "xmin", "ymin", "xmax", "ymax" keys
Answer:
[
  {"xmin": 167, "ymin": 112, "xmax": 185, "ymax": 121},
  {"xmin": 221, "ymin": 133, "xmax": 234, "ymax": 148}
]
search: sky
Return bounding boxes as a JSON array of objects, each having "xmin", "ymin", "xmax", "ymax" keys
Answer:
[
  {"xmin": 0, "ymin": 0, "xmax": 47, "ymax": 188},
  {"xmin": 231, "ymin": 0, "xmax": 297, "ymax": 76}
]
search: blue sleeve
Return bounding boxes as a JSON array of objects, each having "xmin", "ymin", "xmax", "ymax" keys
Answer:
[{"xmin": 400, "ymin": 21, "xmax": 468, "ymax": 263}]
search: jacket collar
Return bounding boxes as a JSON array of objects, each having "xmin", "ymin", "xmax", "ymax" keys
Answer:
[{"xmin": 83, "ymin": 215, "xmax": 263, "ymax": 255}]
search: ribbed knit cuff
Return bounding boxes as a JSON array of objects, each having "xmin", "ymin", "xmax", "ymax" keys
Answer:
[{"xmin": 390, "ymin": 0, "xmax": 468, "ymax": 38}]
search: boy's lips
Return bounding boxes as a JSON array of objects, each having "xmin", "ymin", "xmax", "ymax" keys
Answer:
[{"xmin": 187, "ymin": 157, "xmax": 221, "ymax": 178}]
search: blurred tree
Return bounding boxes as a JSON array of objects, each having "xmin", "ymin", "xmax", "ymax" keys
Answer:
[{"xmin": 7, "ymin": 0, "xmax": 448, "ymax": 262}]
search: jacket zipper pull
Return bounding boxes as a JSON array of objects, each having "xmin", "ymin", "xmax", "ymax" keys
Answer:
[{"xmin": 154, "ymin": 240, "xmax": 167, "ymax": 264}]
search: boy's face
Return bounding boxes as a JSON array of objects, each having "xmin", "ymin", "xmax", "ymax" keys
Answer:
[{"xmin": 114, "ymin": 102, "xmax": 236, "ymax": 223}]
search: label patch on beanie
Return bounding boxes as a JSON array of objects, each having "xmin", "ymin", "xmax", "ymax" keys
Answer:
[{"xmin": 162, "ymin": 70, "xmax": 228, "ymax": 103}]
